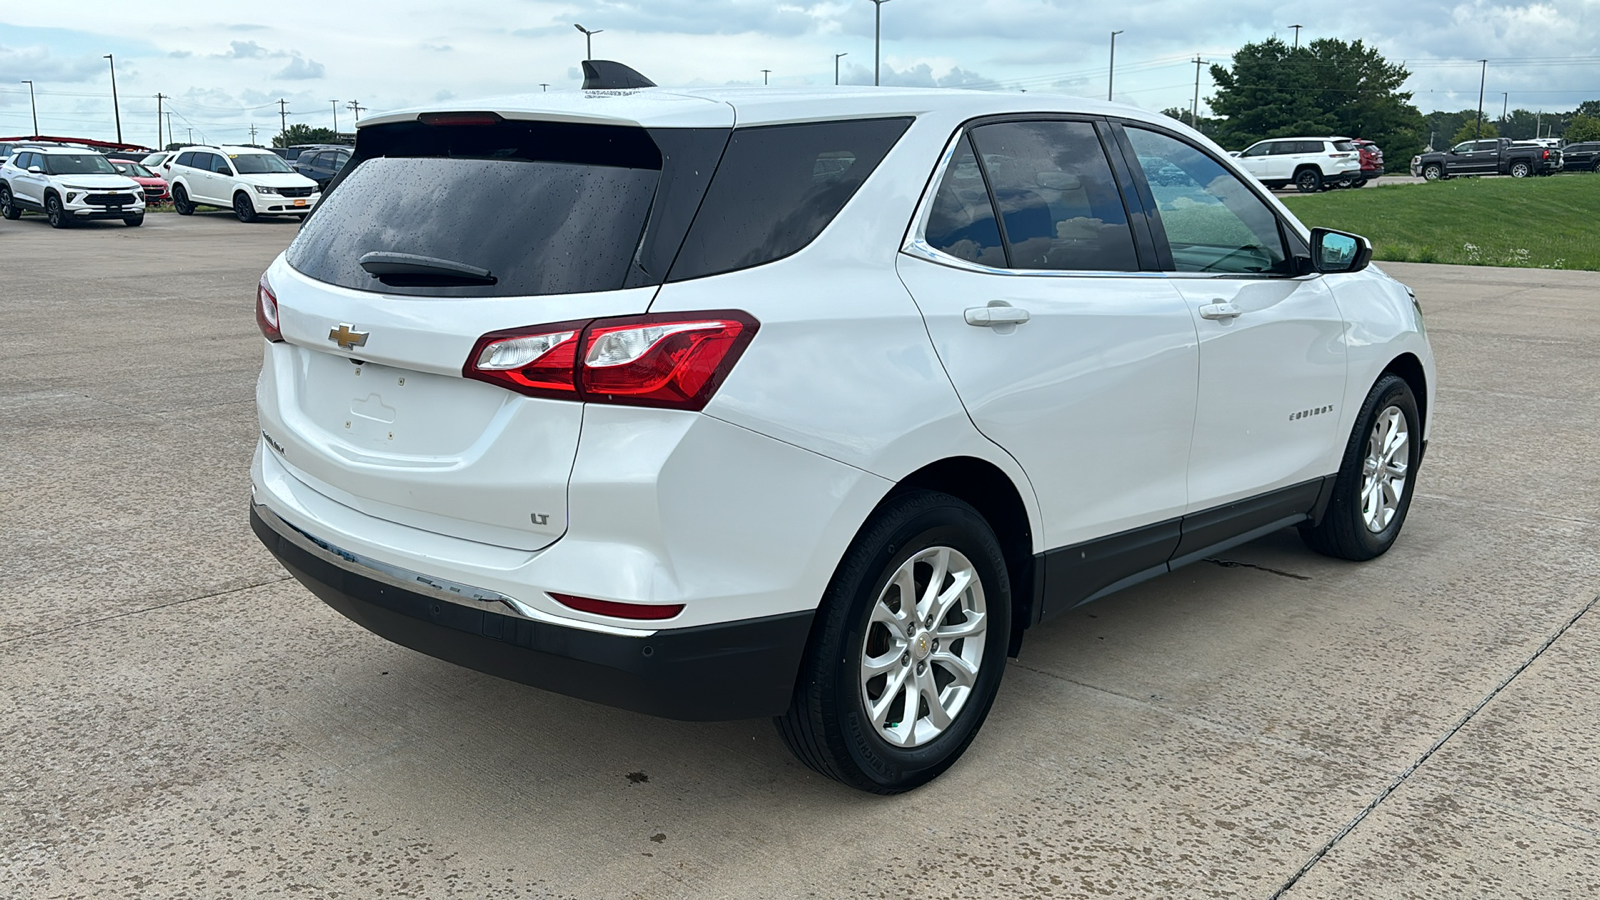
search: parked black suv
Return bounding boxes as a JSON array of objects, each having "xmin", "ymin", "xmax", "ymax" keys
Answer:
[
  {"xmin": 292, "ymin": 146, "xmax": 350, "ymax": 190},
  {"xmin": 1560, "ymin": 141, "xmax": 1600, "ymax": 172}
]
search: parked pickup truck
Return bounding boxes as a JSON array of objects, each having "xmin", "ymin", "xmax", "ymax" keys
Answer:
[{"xmin": 1412, "ymin": 138, "xmax": 1563, "ymax": 180}]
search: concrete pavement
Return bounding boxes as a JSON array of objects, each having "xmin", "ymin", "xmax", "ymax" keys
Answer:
[{"xmin": 2, "ymin": 214, "xmax": 1597, "ymax": 898}]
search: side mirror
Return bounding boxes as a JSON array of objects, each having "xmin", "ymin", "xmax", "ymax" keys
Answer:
[
  {"xmin": 1310, "ymin": 227, "xmax": 1372, "ymax": 274},
  {"xmin": 28, "ymin": 165, "xmax": 42, "ymax": 174}
]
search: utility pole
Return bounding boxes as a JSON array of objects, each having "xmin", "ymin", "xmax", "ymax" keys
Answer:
[
  {"xmin": 155, "ymin": 93, "xmax": 167, "ymax": 149},
  {"xmin": 249, "ymin": 123, "xmax": 258, "ymax": 145},
  {"xmin": 1289, "ymin": 25, "xmax": 1303, "ymax": 49},
  {"xmin": 574, "ymin": 23, "xmax": 602, "ymax": 61},
  {"xmin": 1501, "ymin": 92, "xmax": 1508, "ymax": 122},
  {"xmin": 540, "ymin": 83, "xmax": 550, "ymax": 92},
  {"xmin": 835, "ymin": 52, "xmax": 848, "ymax": 86},
  {"xmin": 1475, "ymin": 59, "xmax": 1487, "ymax": 140},
  {"xmin": 870, "ymin": 0, "xmax": 891, "ymax": 86},
  {"xmin": 165, "ymin": 112, "xmax": 173, "ymax": 148},
  {"xmin": 278, "ymin": 99, "xmax": 289, "ymax": 145},
  {"xmin": 186, "ymin": 127, "xmax": 193, "ymax": 144},
  {"xmin": 1108, "ymin": 31, "xmax": 1124, "ymax": 101},
  {"xmin": 761, "ymin": 69, "xmax": 771, "ymax": 86},
  {"xmin": 330, "ymin": 100, "xmax": 340, "ymax": 136},
  {"xmin": 20, "ymin": 80, "xmax": 38, "ymax": 137},
  {"xmin": 104, "ymin": 54, "xmax": 123, "ymax": 143},
  {"xmin": 1192, "ymin": 56, "xmax": 1206, "ymax": 128},
  {"xmin": 347, "ymin": 100, "xmax": 366, "ymax": 121}
]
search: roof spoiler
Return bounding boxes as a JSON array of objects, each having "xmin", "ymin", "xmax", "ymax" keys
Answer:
[{"xmin": 581, "ymin": 60, "xmax": 656, "ymax": 90}]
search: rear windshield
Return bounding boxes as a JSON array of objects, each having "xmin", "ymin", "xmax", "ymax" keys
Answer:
[
  {"xmin": 1332, "ymin": 140, "xmax": 1356, "ymax": 152},
  {"xmin": 288, "ymin": 121, "xmax": 683, "ymax": 298}
]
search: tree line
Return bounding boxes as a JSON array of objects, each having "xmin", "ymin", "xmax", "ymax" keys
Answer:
[{"xmin": 1161, "ymin": 37, "xmax": 1600, "ymax": 168}]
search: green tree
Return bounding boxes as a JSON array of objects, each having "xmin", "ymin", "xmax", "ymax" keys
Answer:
[
  {"xmin": 1450, "ymin": 120, "xmax": 1497, "ymax": 145},
  {"xmin": 272, "ymin": 124, "xmax": 339, "ymax": 148},
  {"xmin": 1207, "ymin": 37, "xmax": 1424, "ymax": 173},
  {"xmin": 1567, "ymin": 115, "xmax": 1600, "ymax": 143}
]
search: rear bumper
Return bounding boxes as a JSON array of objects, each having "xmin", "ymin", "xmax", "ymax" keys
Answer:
[{"xmin": 251, "ymin": 503, "xmax": 814, "ymax": 720}]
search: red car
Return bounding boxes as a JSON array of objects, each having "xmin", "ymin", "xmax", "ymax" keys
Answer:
[
  {"xmin": 1339, "ymin": 140, "xmax": 1384, "ymax": 187},
  {"xmin": 109, "ymin": 158, "xmax": 170, "ymax": 204}
]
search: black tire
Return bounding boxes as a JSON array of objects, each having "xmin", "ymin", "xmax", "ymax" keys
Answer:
[
  {"xmin": 123, "ymin": 214, "xmax": 144, "ymax": 227},
  {"xmin": 1422, "ymin": 164, "xmax": 1443, "ymax": 181},
  {"xmin": 1354, "ymin": 177, "xmax": 1369, "ymax": 188},
  {"xmin": 1300, "ymin": 374, "xmax": 1422, "ymax": 561},
  {"xmin": 45, "ymin": 193, "xmax": 68, "ymax": 228},
  {"xmin": 172, "ymin": 184, "xmax": 194, "ymax": 215},
  {"xmin": 1509, "ymin": 161, "xmax": 1532, "ymax": 178},
  {"xmin": 233, "ymin": 192, "xmax": 257, "ymax": 222},
  {"xmin": 1294, "ymin": 168, "xmax": 1323, "ymax": 193},
  {"xmin": 775, "ymin": 490, "xmax": 1012, "ymax": 794},
  {"xmin": 1592, "ymin": 161, "xmax": 1600, "ymax": 174},
  {"xmin": 0, "ymin": 185, "xmax": 19, "ymax": 220}
]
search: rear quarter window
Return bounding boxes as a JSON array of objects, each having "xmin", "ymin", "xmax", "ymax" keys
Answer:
[{"xmin": 666, "ymin": 117, "xmax": 912, "ymax": 282}]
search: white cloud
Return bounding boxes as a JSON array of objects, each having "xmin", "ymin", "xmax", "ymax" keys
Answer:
[{"xmin": 275, "ymin": 56, "xmax": 326, "ymax": 80}]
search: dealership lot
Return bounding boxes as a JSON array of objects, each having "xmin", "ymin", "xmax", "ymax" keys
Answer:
[{"xmin": 3, "ymin": 215, "xmax": 1597, "ymax": 897}]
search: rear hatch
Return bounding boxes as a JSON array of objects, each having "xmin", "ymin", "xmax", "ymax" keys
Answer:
[{"xmin": 262, "ymin": 102, "xmax": 734, "ymax": 550}]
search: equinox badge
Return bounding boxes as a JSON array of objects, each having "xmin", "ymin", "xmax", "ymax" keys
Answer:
[{"xmin": 329, "ymin": 324, "xmax": 369, "ymax": 351}]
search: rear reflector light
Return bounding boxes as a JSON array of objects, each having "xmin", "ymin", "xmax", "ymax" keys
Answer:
[
  {"xmin": 464, "ymin": 311, "xmax": 759, "ymax": 411},
  {"xmin": 256, "ymin": 275, "xmax": 283, "ymax": 342},
  {"xmin": 1542, "ymin": 149, "xmax": 1551, "ymax": 160},
  {"xmin": 549, "ymin": 592, "xmax": 685, "ymax": 621},
  {"xmin": 418, "ymin": 111, "xmax": 505, "ymax": 127}
]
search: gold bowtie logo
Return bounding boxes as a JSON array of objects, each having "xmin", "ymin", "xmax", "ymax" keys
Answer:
[{"xmin": 329, "ymin": 324, "xmax": 369, "ymax": 350}]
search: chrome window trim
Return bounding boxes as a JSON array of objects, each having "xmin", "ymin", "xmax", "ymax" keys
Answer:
[{"xmin": 253, "ymin": 501, "xmax": 659, "ymax": 638}]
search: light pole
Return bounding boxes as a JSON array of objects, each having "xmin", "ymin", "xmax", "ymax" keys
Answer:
[
  {"xmin": 104, "ymin": 54, "xmax": 123, "ymax": 144},
  {"xmin": 1289, "ymin": 24, "xmax": 1303, "ymax": 49},
  {"xmin": 1108, "ymin": 30, "xmax": 1123, "ymax": 101},
  {"xmin": 1475, "ymin": 59, "xmax": 1487, "ymax": 140},
  {"xmin": 574, "ymin": 23, "xmax": 602, "ymax": 61},
  {"xmin": 1501, "ymin": 92, "xmax": 1508, "ymax": 122},
  {"xmin": 330, "ymin": 100, "xmax": 340, "ymax": 136},
  {"xmin": 761, "ymin": 69, "xmax": 771, "ymax": 86},
  {"xmin": 870, "ymin": 0, "xmax": 891, "ymax": 86},
  {"xmin": 20, "ymin": 80, "xmax": 38, "ymax": 137},
  {"xmin": 835, "ymin": 52, "xmax": 848, "ymax": 86}
]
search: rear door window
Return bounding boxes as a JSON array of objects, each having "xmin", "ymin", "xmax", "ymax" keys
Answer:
[
  {"xmin": 965, "ymin": 120, "xmax": 1139, "ymax": 272},
  {"xmin": 666, "ymin": 117, "xmax": 911, "ymax": 281},
  {"xmin": 924, "ymin": 135, "xmax": 1006, "ymax": 268}
]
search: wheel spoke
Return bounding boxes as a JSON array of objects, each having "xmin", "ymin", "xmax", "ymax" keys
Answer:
[
  {"xmin": 935, "ymin": 609, "xmax": 986, "ymax": 641},
  {"xmin": 931, "ymin": 650, "xmax": 979, "ymax": 688},
  {"xmin": 917, "ymin": 547, "xmax": 951, "ymax": 621},
  {"xmin": 861, "ymin": 645, "xmax": 905, "ymax": 680},
  {"xmin": 918, "ymin": 667, "xmax": 952, "ymax": 730},
  {"xmin": 868, "ymin": 666, "xmax": 911, "ymax": 730},
  {"xmin": 929, "ymin": 568, "xmax": 973, "ymax": 626}
]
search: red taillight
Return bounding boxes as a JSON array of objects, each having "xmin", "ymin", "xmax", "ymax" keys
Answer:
[
  {"xmin": 464, "ymin": 311, "xmax": 759, "ymax": 411},
  {"xmin": 549, "ymin": 592, "xmax": 685, "ymax": 621},
  {"xmin": 463, "ymin": 320, "xmax": 588, "ymax": 400},
  {"xmin": 256, "ymin": 275, "xmax": 283, "ymax": 343},
  {"xmin": 1542, "ymin": 149, "xmax": 1551, "ymax": 160}
]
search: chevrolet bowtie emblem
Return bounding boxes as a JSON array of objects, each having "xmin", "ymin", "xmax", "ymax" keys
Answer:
[{"xmin": 328, "ymin": 324, "xmax": 369, "ymax": 351}]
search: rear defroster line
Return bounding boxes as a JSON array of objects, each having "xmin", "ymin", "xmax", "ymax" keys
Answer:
[{"xmin": 1267, "ymin": 591, "xmax": 1600, "ymax": 899}]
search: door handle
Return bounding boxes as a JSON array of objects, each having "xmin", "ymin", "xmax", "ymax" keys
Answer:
[
  {"xmin": 964, "ymin": 304, "xmax": 1031, "ymax": 327},
  {"xmin": 1198, "ymin": 302, "xmax": 1242, "ymax": 320}
]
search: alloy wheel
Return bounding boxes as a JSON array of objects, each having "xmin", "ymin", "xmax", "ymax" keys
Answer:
[
  {"xmin": 858, "ymin": 545, "xmax": 988, "ymax": 748},
  {"xmin": 1361, "ymin": 405, "xmax": 1410, "ymax": 533}
]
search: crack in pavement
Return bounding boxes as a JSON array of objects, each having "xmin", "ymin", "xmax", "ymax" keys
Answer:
[
  {"xmin": 0, "ymin": 574, "xmax": 293, "ymax": 647},
  {"xmin": 1268, "ymin": 592, "xmax": 1600, "ymax": 899},
  {"xmin": 1203, "ymin": 557, "xmax": 1312, "ymax": 581}
]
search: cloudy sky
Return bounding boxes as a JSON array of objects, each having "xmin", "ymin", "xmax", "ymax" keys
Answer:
[{"xmin": 2, "ymin": 1, "xmax": 1598, "ymax": 147}]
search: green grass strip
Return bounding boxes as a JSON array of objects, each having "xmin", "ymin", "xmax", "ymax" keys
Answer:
[{"xmin": 1281, "ymin": 173, "xmax": 1600, "ymax": 270}]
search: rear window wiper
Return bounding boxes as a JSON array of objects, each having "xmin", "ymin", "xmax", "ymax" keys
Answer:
[{"xmin": 359, "ymin": 251, "xmax": 497, "ymax": 286}]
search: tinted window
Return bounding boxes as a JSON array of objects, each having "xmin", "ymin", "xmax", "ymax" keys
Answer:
[
  {"xmin": 667, "ymin": 117, "xmax": 911, "ymax": 281},
  {"xmin": 1239, "ymin": 142, "xmax": 1271, "ymax": 158},
  {"xmin": 924, "ymin": 135, "xmax": 1005, "ymax": 268},
  {"xmin": 211, "ymin": 154, "xmax": 233, "ymax": 174},
  {"xmin": 175, "ymin": 151, "xmax": 196, "ymax": 168},
  {"xmin": 289, "ymin": 121, "xmax": 672, "ymax": 298},
  {"xmin": 1332, "ymin": 140, "xmax": 1356, "ymax": 152},
  {"xmin": 966, "ymin": 120, "xmax": 1138, "ymax": 272},
  {"xmin": 1124, "ymin": 127, "xmax": 1290, "ymax": 275},
  {"xmin": 15, "ymin": 152, "xmax": 34, "ymax": 169}
]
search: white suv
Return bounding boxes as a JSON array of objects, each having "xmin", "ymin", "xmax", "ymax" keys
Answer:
[
  {"xmin": 0, "ymin": 146, "xmax": 146, "ymax": 227},
  {"xmin": 1233, "ymin": 136, "xmax": 1363, "ymax": 192},
  {"xmin": 251, "ymin": 75, "xmax": 1434, "ymax": 793},
  {"xmin": 166, "ymin": 144, "xmax": 320, "ymax": 221}
]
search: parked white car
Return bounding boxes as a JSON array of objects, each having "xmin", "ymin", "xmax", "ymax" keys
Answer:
[
  {"xmin": 166, "ymin": 144, "xmax": 320, "ymax": 221},
  {"xmin": 0, "ymin": 145, "xmax": 146, "ymax": 227},
  {"xmin": 250, "ymin": 73, "xmax": 1434, "ymax": 793},
  {"xmin": 1233, "ymin": 136, "xmax": 1364, "ymax": 192}
]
